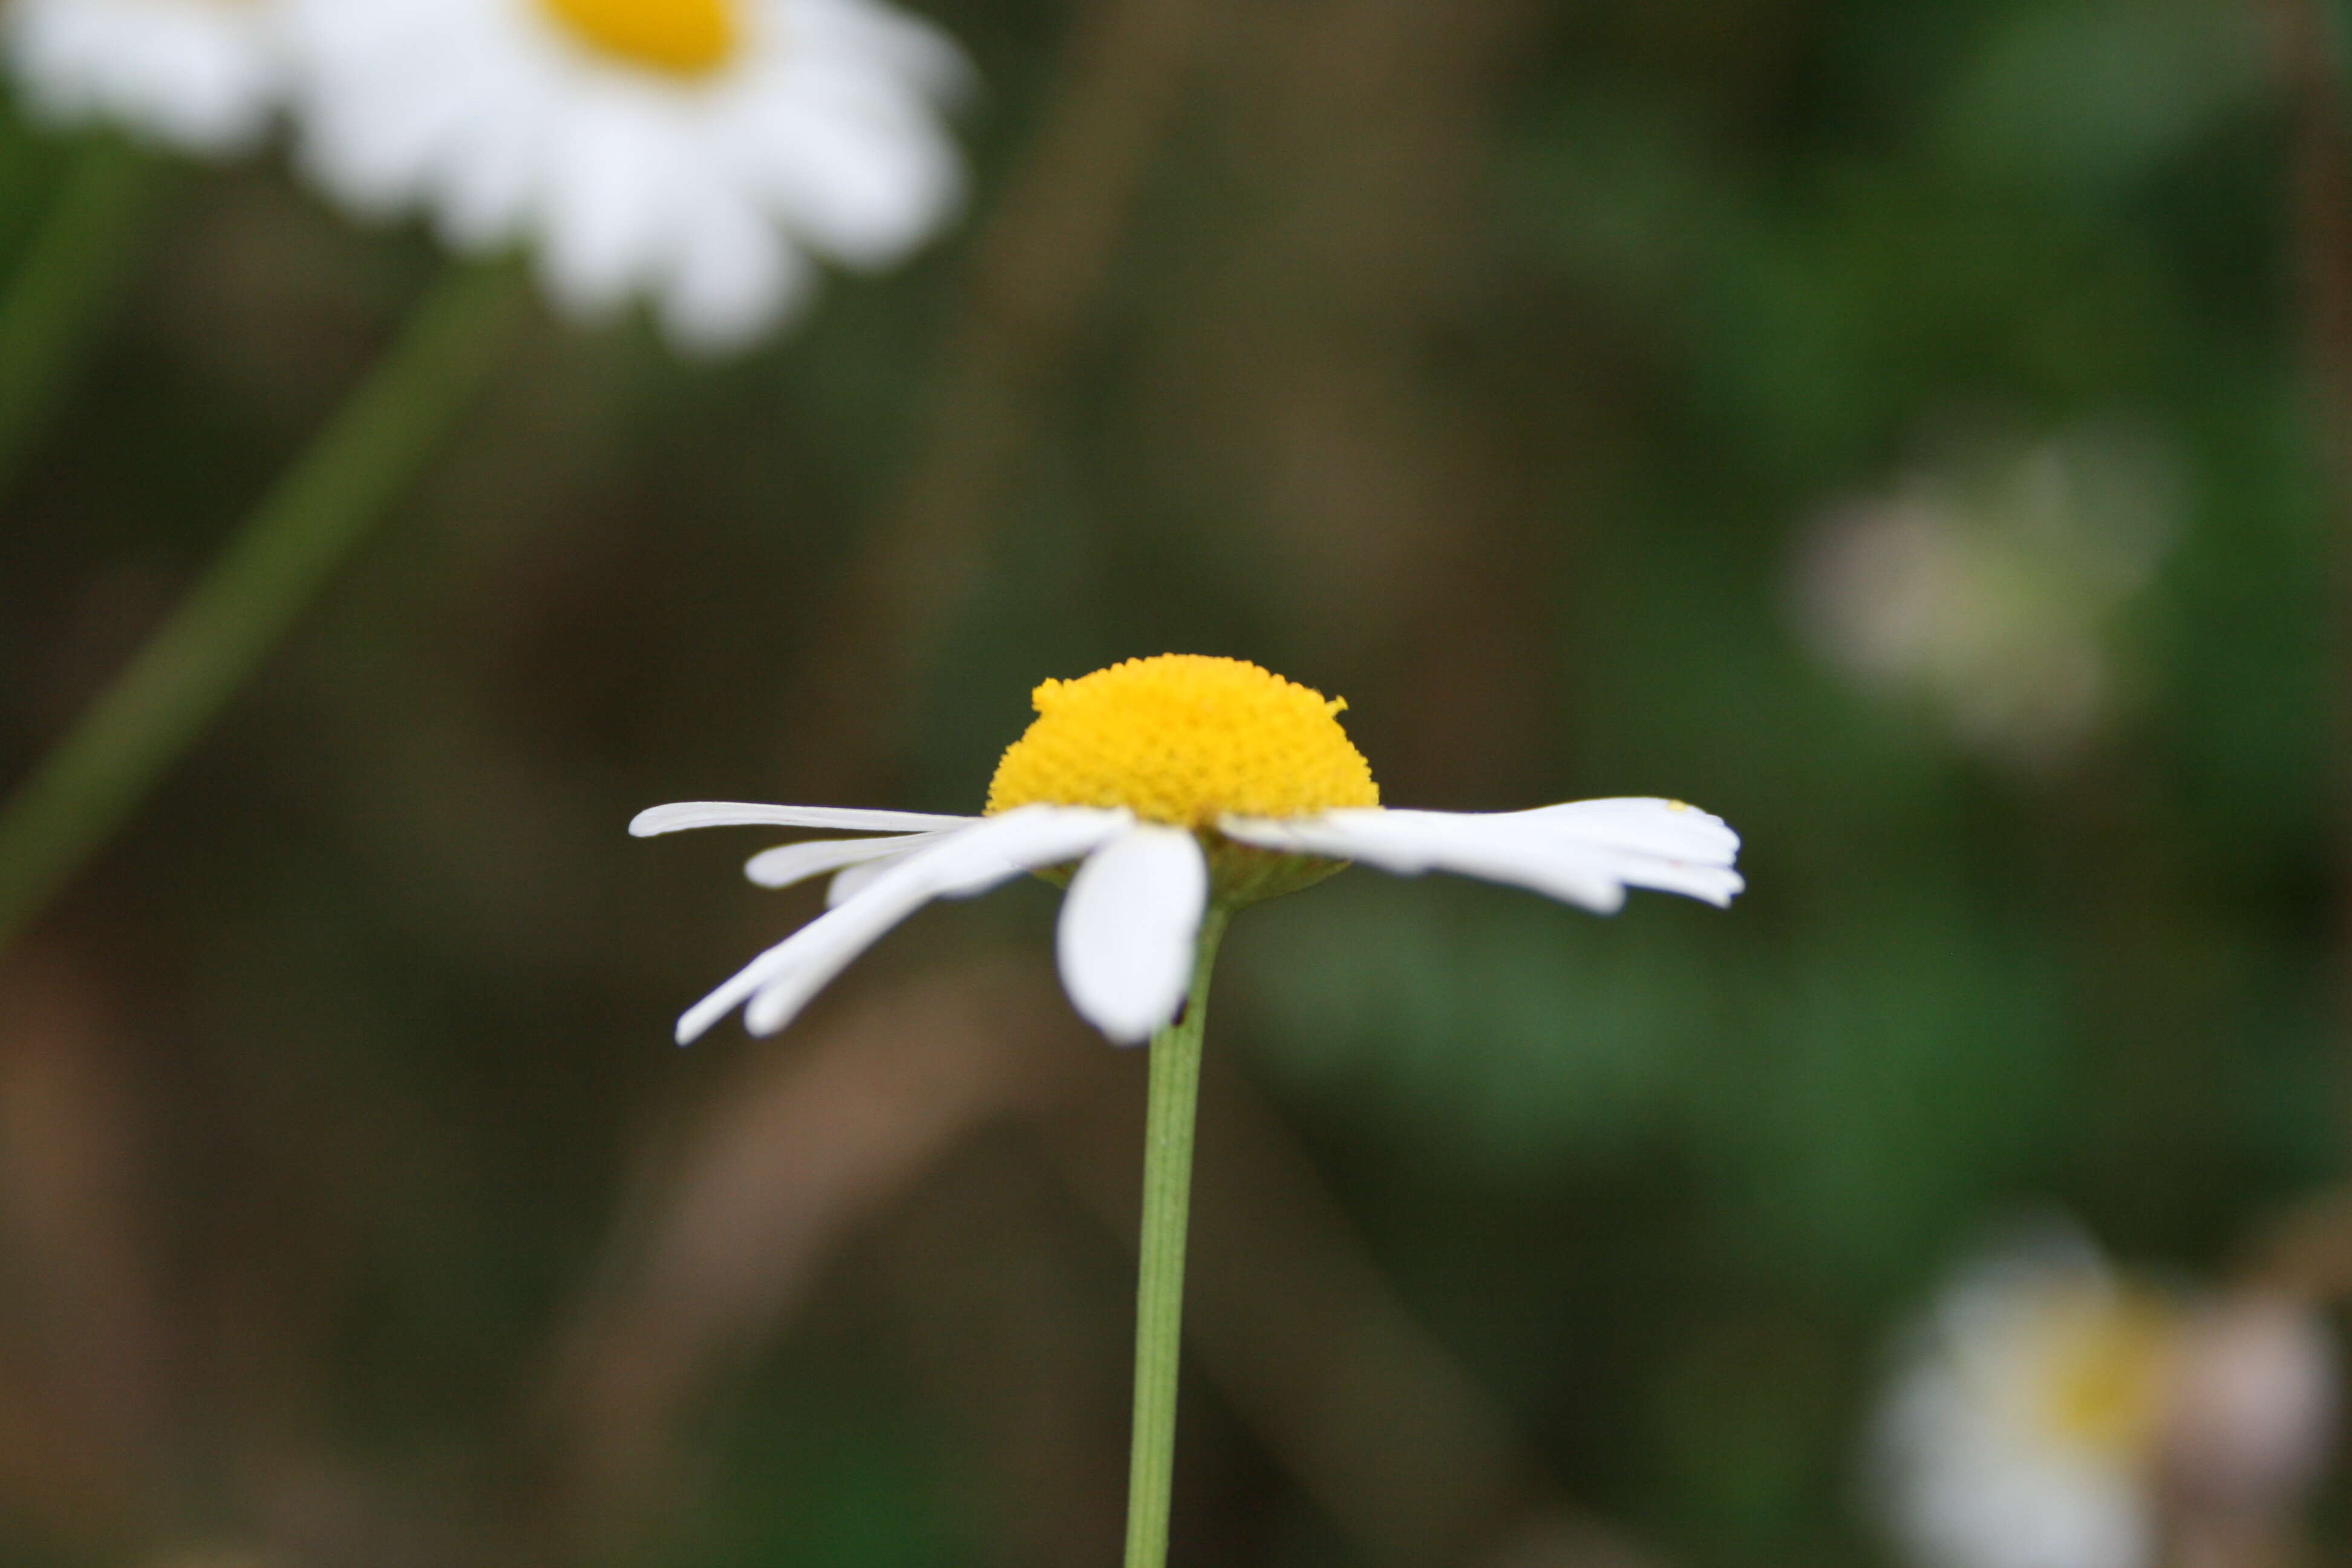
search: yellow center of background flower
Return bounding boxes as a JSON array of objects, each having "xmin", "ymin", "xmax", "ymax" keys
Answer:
[
  {"xmin": 540, "ymin": 0, "xmax": 737, "ymax": 76},
  {"xmin": 987, "ymin": 655, "xmax": 1379, "ymax": 828},
  {"xmin": 2038, "ymin": 1289, "xmax": 2178, "ymax": 1457}
]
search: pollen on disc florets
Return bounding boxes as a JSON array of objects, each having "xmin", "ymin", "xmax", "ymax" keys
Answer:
[
  {"xmin": 988, "ymin": 655, "xmax": 1378, "ymax": 903},
  {"xmin": 988, "ymin": 655, "xmax": 1379, "ymax": 825}
]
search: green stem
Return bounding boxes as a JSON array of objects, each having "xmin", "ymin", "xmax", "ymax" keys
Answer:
[
  {"xmin": 1123, "ymin": 904, "xmax": 1230, "ymax": 1568},
  {"xmin": 0, "ymin": 260, "xmax": 529, "ymax": 955},
  {"xmin": 0, "ymin": 134, "xmax": 168, "ymax": 486}
]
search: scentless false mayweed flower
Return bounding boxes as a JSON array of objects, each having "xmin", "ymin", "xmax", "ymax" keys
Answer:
[
  {"xmin": 286, "ymin": 0, "xmax": 970, "ymax": 353},
  {"xmin": 1792, "ymin": 423, "xmax": 2179, "ymax": 770},
  {"xmin": 634, "ymin": 655, "xmax": 1745, "ymax": 1046},
  {"xmin": 1871, "ymin": 1232, "xmax": 2187, "ymax": 1568},
  {"xmin": 5, "ymin": 0, "xmax": 289, "ymax": 155},
  {"xmin": 1871, "ymin": 1229, "xmax": 2341, "ymax": 1568}
]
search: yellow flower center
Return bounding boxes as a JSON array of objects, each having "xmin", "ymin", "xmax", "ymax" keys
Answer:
[
  {"xmin": 987, "ymin": 655, "xmax": 1380, "ymax": 829},
  {"xmin": 540, "ymin": 0, "xmax": 738, "ymax": 76},
  {"xmin": 2039, "ymin": 1289, "xmax": 2178, "ymax": 1458}
]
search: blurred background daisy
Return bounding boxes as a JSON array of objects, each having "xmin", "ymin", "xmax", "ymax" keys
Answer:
[
  {"xmin": 1792, "ymin": 422, "xmax": 2181, "ymax": 773},
  {"xmin": 289, "ymin": 0, "xmax": 972, "ymax": 351},
  {"xmin": 1870, "ymin": 1229, "xmax": 2335, "ymax": 1568}
]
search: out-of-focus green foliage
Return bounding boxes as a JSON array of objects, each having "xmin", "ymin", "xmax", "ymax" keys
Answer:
[{"xmin": 0, "ymin": 0, "xmax": 2336, "ymax": 1564}]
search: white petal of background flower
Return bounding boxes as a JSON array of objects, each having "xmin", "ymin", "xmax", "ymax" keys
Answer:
[
  {"xmin": 723, "ymin": 62, "xmax": 963, "ymax": 267},
  {"xmin": 1056, "ymin": 823, "xmax": 1210, "ymax": 1044},
  {"xmin": 433, "ymin": 81, "xmax": 545, "ymax": 246},
  {"xmin": 658, "ymin": 160, "xmax": 808, "ymax": 351},
  {"xmin": 630, "ymin": 801, "xmax": 976, "ymax": 836},
  {"xmin": 791, "ymin": 0, "xmax": 972, "ymax": 99},
  {"xmin": 540, "ymin": 89, "xmax": 685, "ymax": 315},
  {"xmin": 1221, "ymin": 799, "xmax": 1745, "ymax": 913},
  {"xmin": 7, "ymin": 0, "xmax": 286, "ymax": 155}
]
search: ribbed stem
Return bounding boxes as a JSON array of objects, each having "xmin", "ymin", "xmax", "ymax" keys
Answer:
[
  {"xmin": 0, "ymin": 260, "xmax": 529, "ymax": 956},
  {"xmin": 0, "ymin": 133, "xmax": 167, "ymax": 485},
  {"xmin": 1122, "ymin": 904, "xmax": 1229, "ymax": 1568}
]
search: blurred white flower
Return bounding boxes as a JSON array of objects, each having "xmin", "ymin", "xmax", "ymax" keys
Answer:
[
  {"xmin": 1794, "ymin": 423, "xmax": 2180, "ymax": 768},
  {"xmin": 1872, "ymin": 1233, "xmax": 2182, "ymax": 1568},
  {"xmin": 5, "ymin": 0, "xmax": 287, "ymax": 155},
  {"xmin": 284, "ymin": 0, "xmax": 971, "ymax": 354},
  {"xmin": 1870, "ymin": 1231, "xmax": 2340, "ymax": 1568}
]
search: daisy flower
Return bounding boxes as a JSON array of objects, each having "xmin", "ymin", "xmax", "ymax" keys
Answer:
[
  {"xmin": 632, "ymin": 654, "xmax": 1745, "ymax": 1047},
  {"xmin": 5, "ymin": 0, "xmax": 287, "ymax": 156},
  {"xmin": 1870, "ymin": 1233, "xmax": 2186, "ymax": 1568},
  {"xmin": 286, "ymin": 0, "xmax": 972, "ymax": 353},
  {"xmin": 1792, "ymin": 423, "xmax": 2178, "ymax": 769}
]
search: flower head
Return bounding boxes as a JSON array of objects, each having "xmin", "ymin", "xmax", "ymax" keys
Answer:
[
  {"xmin": 1793, "ymin": 423, "xmax": 2179, "ymax": 768},
  {"xmin": 1872, "ymin": 1229, "xmax": 2345, "ymax": 1568},
  {"xmin": 1871, "ymin": 1233, "xmax": 2186, "ymax": 1568},
  {"xmin": 287, "ymin": 0, "xmax": 971, "ymax": 352},
  {"xmin": 6, "ymin": 0, "xmax": 288, "ymax": 155},
  {"xmin": 635, "ymin": 654, "xmax": 1742, "ymax": 1045}
]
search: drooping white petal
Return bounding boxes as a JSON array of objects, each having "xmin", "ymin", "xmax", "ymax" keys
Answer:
[
  {"xmin": 1056, "ymin": 824, "xmax": 1209, "ymax": 1045},
  {"xmin": 630, "ymin": 802, "xmax": 977, "ymax": 837},
  {"xmin": 725, "ymin": 806, "xmax": 1129, "ymax": 1039},
  {"xmin": 826, "ymin": 852, "xmax": 906, "ymax": 907},
  {"xmin": 742, "ymin": 831, "xmax": 946, "ymax": 889},
  {"xmin": 1221, "ymin": 799, "xmax": 1744, "ymax": 914},
  {"xmin": 672, "ymin": 816, "xmax": 995, "ymax": 1044}
]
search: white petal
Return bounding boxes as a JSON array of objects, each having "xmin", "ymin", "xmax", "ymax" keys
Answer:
[
  {"xmin": 673, "ymin": 806, "xmax": 1126, "ymax": 1044},
  {"xmin": 7, "ymin": 0, "xmax": 283, "ymax": 156},
  {"xmin": 535, "ymin": 93, "xmax": 680, "ymax": 316},
  {"xmin": 433, "ymin": 91, "xmax": 546, "ymax": 247},
  {"xmin": 742, "ymin": 832, "xmax": 945, "ymax": 889},
  {"xmin": 630, "ymin": 802, "xmax": 977, "ymax": 837},
  {"xmin": 1221, "ymin": 801, "xmax": 1745, "ymax": 914},
  {"xmin": 1521, "ymin": 797, "xmax": 1742, "ymax": 863},
  {"xmin": 735, "ymin": 805, "xmax": 1129, "ymax": 1037},
  {"xmin": 786, "ymin": 0, "xmax": 976, "ymax": 103},
  {"xmin": 655, "ymin": 177, "xmax": 809, "ymax": 353},
  {"xmin": 726, "ymin": 85, "xmax": 964, "ymax": 267},
  {"xmin": 1226, "ymin": 810, "xmax": 1626, "ymax": 912},
  {"xmin": 816, "ymin": 831, "xmax": 1014, "ymax": 907},
  {"xmin": 1056, "ymin": 825, "xmax": 1209, "ymax": 1044},
  {"xmin": 826, "ymin": 852, "xmax": 905, "ymax": 907}
]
